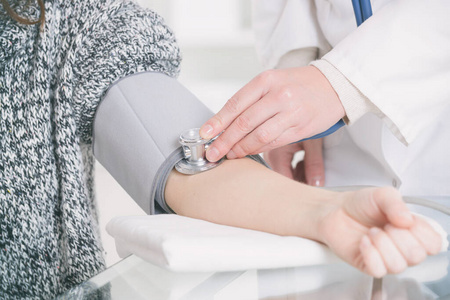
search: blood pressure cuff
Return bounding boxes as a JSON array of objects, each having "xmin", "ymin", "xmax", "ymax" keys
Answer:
[{"xmin": 93, "ymin": 72, "xmax": 267, "ymax": 215}]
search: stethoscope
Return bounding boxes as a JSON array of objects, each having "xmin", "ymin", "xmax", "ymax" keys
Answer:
[
  {"xmin": 175, "ymin": 128, "xmax": 224, "ymax": 175},
  {"xmin": 298, "ymin": 0, "xmax": 374, "ymax": 142}
]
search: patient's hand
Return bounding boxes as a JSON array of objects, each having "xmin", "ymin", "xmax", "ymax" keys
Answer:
[
  {"xmin": 319, "ymin": 187, "xmax": 442, "ymax": 278},
  {"xmin": 167, "ymin": 158, "xmax": 442, "ymax": 278}
]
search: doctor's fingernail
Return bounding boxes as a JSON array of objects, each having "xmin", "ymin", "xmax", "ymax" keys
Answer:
[
  {"xmin": 308, "ymin": 176, "xmax": 323, "ymax": 187},
  {"xmin": 201, "ymin": 124, "xmax": 213, "ymax": 138},
  {"xmin": 207, "ymin": 147, "xmax": 219, "ymax": 162},
  {"xmin": 314, "ymin": 177, "xmax": 323, "ymax": 186}
]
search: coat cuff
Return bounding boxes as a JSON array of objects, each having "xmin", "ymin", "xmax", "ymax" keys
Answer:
[
  {"xmin": 310, "ymin": 59, "xmax": 379, "ymax": 124},
  {"xmin": 310, "ymin": 59, "xmax": 408, "ymax": 145},
  {"xmin": 276, "ymin": 48, "xmax": 318, "ymax": 69}
]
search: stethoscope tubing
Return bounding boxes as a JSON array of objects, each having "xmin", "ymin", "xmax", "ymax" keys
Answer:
[
  {"xmin": 352, "ymin": 0, "xmax": 373, "ymax": 26},
  {"xmin": 404, "ymin": 196, "xmax": 450, "ymax": 216}
]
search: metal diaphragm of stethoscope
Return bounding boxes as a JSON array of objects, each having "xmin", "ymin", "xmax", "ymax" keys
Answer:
[{"xmin": 175, "ymin": 128, "xmax": 224, "ymax": 175}]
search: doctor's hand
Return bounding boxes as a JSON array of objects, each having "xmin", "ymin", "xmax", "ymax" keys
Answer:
[
  {"xmin": 320, "ymin": 187, "xmax": 443, "ymax": 278},
  {"xmin": 263, "ymin": 139, "xmax": 324, "ymax": 186},
  {"xmin": 199, "ymin": 66, "xmax": 345, "ymax": 162}
]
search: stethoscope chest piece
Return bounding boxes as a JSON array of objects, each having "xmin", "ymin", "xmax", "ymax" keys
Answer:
[{"xmin": 175, "ymin": 128, "xmax": 224, "ymax": 175}]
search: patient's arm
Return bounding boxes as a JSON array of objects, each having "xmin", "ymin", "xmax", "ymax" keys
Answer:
[
  {"xmin": 94, "ymin": 72, "xmax": 441, "ymax": 278},
  {"xmin": 166, "ymin": 158, "xmax": 329, "ymax": 238},
  {"xmin": 166, "ymin": 158, "xmax": 442, "ymax": 278}
]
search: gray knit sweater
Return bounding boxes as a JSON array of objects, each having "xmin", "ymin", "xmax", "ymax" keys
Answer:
[{"xmin": 0, "ymin": 0, "xmax": 180, "ymax": 298}]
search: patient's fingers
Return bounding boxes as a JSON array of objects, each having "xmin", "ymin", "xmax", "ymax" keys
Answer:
[
  {"xmin": 344, "ymin": 187, "xmax": 413, "ymax": 229},
  {"xmin": 372, "ymin": 187, "xmax": 414, "ymax": 228},
  {"xmin": 360, "ymin": 235, "xmax": 387, "ymax": 278},
  {"xmin": 409, "ymin": 216, "xmax": 442, "ymax": 255},
  {"xmin": 384, "ymin": 224, "xmax": 427, "ymax": 265},
  {"xmin": 368, "ymin": 227, "xmax": 408, "ymax": 274}
]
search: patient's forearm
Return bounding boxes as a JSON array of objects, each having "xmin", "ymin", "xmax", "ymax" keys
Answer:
[
  {"xmin": 165, "ymin": 157, "xmax": 340, "ymax": 242},
  {"xmin": 166, "ymin": 157, "xmax": 443, "ymax": 278}
]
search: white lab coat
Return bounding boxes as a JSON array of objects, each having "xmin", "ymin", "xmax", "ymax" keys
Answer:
[{"xmin": 253, "ymin": 0, "xmax": 450, "ymax": 196}]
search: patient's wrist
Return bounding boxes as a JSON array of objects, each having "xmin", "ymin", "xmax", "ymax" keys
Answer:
[
  {"xmin": 166, "ymin": 157, "xmax": 345, "ymax": 243},
  {"xmin": 291, "ymin": 187, "xmax": 343, "ymax": 243}
]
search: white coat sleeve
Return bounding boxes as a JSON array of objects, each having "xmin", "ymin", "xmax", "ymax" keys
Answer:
[
  {"xmin": 323, "ymin": 0, "xmax": 450, "ymax": 145},
  {"xmin": 252, "ymin": 0, "xmax": 330, "ymax": 69},
  {"xmin": 311, "ymin": 59, "xmax": 381, "ymax": 125}
]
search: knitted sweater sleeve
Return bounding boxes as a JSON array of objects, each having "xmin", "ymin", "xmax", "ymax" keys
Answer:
[{"xmin": 71, "ymin": 1, "xmax": 181, "ymax": 144}]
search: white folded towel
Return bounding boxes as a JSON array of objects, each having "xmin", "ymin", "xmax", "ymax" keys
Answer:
[
  {"xmin": 106, "ymin": 214, "xmax": 340, "ymax": 272},
  {"xmin": 106, "ymin": 214, "xmax": 448, "ymax": 273}
]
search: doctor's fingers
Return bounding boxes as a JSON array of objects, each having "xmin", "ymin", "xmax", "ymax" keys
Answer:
[
  {"xmin": 226, "ymin": 111, "xmax": 307, "ymax": 160},
  {"xmin": 199, "ymin": 70, "xmax": 275, "ymax": 141},
  {"xmin": 278, "ymin": 139, "xmax": 325, "ymax": 185},
  {"xmin": 301, "ymin": 139, "xmax": 324, "ymax": 187},
  {"xmin": 293, "ymin": 160, "xmax": 307, "ymax": 183},
  {"xmin": 207, "ymin": 91, "xmax": 303, "ymax": 162},
  {"xmin": 236, "ymin": 126, "xmax": 312, "ymax": 162},
  {"xmin": 263, "ymin": 144, "xmax": 304, "ymax": 180},
  {"xmin": 226, "ymin": 99, "xmax": 319, "ymax": 160},
  {"xmin": 205, "ymin": 101, "xmax": 279, "ymax": 162}
]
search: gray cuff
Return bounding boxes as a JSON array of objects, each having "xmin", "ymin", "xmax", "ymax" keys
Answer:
[
  {"xmin": 93, "ymin": 72, "xmax": 268, "ymax": 214},
  {"xmin": 93, "ymin": 72, "xmax": 214, "ymax": 214}
]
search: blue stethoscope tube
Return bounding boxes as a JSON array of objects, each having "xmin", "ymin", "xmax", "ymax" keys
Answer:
[
  {"xmin": 298, "ymin": 0, "xmax": 372, "ymax": 142},
  {"xmin": 352, "ymin": 0, "xmax": 373, "ymax": 26}
]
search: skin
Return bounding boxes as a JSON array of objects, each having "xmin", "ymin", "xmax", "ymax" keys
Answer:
[
  {"xmin": 165, "ymin": 158, "xmax": 442, "ymax": 278},
  {"xmin": 199, "ymin": 66, "xmax": 344, "ymax": 163},
  {"xmin": 263, "ymin": 139, "xmax": 325, "ymax": 186}
]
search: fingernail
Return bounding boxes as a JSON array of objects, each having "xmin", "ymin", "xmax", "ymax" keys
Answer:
[
  {"xmin": 397, "ymin": 211, "xmax": 414, "ymax": 223},
  {"xmin": 360, "ymin": 235, "xmax": 371, "ymax": 249},
  {"xmin": 374, "ymin": 263, "xmax": 387, "ymax": 278},
  {"xmin": 408, "ymin": 246, "xmax": 426, "ymax": 263},
  {"xmin": 206, "ymin": 147, "xmax": 219, "ymax": 162},
  {"xmin": 227, "ymin": 150, "xmax": 237, "ymax": 159},
  {"xmin": 308, "ymin": 176, "xmax": 323, "ymax": 187},
  {"xmin": 200, "ymin": 124, "xmax": 213, "ymax": 138},
  {"xmin": 369, "ymin": 227, "xmax": 381, "ymax": 236}
]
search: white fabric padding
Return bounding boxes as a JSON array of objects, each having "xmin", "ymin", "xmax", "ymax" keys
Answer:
[
  {"xmin": 106, "ymin": 214, "xmax": 340, "ymax": 272},
  {"xmin": 106, "ymin": 213, "xmax": 448, "ymax": 273}
]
